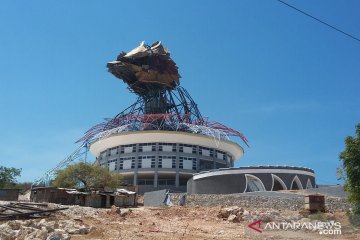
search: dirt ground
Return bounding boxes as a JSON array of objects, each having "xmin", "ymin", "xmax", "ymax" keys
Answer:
[{"xmin": 53, "ymin": 206, "xmax": 360, "ymax": 240}]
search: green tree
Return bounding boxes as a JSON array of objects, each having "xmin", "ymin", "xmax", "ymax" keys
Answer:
[
  {"xmin": 52, "ymin": 162, "xmax": 122, "ymax": 190},
  {"xmin": 0, "ymin": 166, "xmax": 21, "ymax": 188},
  {"xmin": 339, "ymin": 123, "xmax": 360, "ymax": 212}
]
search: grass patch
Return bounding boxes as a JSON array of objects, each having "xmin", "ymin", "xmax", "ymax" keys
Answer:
[{"xmin": 309, "ymin": 211, "xmax": 327, "ymax": 221}]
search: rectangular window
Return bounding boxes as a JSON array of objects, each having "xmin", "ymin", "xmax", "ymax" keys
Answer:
[
  {"xmin": 179, "ymin": 156, "xmax": 196, "ymax": 170},
  {"xmin": 131, "ymin": 159, "xmax": 135, "ymax": 169},
  {"xmin": 199, "ymin": 147, "xmax": 213, "ymax": 157},
  {"xmin": 108, "ymin": 159, "xmax": 117, "ymax": 171},
  {"xmin": 138, "ymin": 156, "xmax": 155, "ymax": 168},
  {"xmin": 159, "ymin": 156, "xmax": 176, "ymax": 168},
  {"xmin": 138, "ymin": 179, "xmax": 154, "ymax": 185},
  {"xmin": 216, "ymin": 150, "xmax": 226, "ymax": 160},
  {"xmin": 159, "ymin": 143, "xmax": 176, "ymax": 152},
  {"xmin": 179, "ymin": 144, "xmax": 196, "ymax": 154},
  {"xmin": 119, "ymin": 160, "xmax": 123, "ymax": 170},
  {"xmin": 158, "ymin": 179, "xmax": 175, "ymax": 186},
  {"xmin": 110, "ymin": 147, "xmax": 118, "ymax": 156},
  {"xmin": 120, "ymin": 144, "xmax": 136, "ymax": 154},
  {"xmin": 120, "ymin": 157, "xmax": 135, "ymax": 169},
  {"xmin": 139, "ymin": 143, "xmax": 156, "ymax": 152},
  {"xmin": 151, "ymin": 157, "xmax": 155, "ymax": 168}
]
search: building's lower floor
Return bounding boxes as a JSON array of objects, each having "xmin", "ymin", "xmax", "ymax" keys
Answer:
[{"xmin": 122, "ymin": 170, "xmax": 191, "ymax": 194}]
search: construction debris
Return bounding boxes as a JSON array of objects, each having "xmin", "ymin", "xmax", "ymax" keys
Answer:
[
  {"xmin": 0, "ymin": 218, "xmax": 93, "ymax": 240},
  {"xmin": 217, "ymin": 206, "xmax": 244, "ymax": 222},
  {"xmin": 107, "ymin": 41, "xmax": 180, "ymax": 95},
  {"xmin": 0, "ymin": 202, "xmax": 68, "ymax": 220}
]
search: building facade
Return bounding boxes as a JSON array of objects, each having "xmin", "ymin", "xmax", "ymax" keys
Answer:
[
  {"xmin": 187, "ymin": 166, "xmax": 316, "ymax": 194},
  {"xmin": 91, "ymin": 130, "xmax": 244, "ymax": 193}
]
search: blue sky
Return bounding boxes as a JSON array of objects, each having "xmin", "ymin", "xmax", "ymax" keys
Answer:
[{"xmin": 0, "ymin": 0, "xmax": 359, "ymax": 184}]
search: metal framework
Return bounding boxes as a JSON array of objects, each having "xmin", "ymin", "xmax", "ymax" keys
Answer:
[
  {"xmin": 33, "ymin": 41, "xmax": 249, "ymax": 186},
  {"xmin": 83, "ymin": 41, "xmax": 249, "ymax": 146},
  {"xmin": 77, "ymin": 113, "xmax": 249, "ymax": 147},
  {"xmin": 32, "ymin": 143, "xmax": 88, "ymax": 186}
]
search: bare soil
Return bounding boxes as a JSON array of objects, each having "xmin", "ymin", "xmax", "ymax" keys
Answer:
[{"xmin": 57, "ymin": 206, "xmax": 360, "ymax": 240}]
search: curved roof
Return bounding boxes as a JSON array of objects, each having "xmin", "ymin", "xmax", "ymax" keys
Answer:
[{"xmin": 193, "ymin": 166, "xmax": 315, "ymax": 180}]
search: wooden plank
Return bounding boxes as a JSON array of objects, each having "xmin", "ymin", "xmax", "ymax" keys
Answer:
[
  {"xmin": 0, "ymin": 205, "xmax": 24, "ymax": 214},
  {"xmin": 11, "ymin": 204, "xmax": 45, "ymax": 211},
  {"xmin": 16, "ymin": 202, "xmax": 48, "ymax": 207},
  {"xmin": 0, "ymin": 207, "xmax": 69, "ymax": 219}
]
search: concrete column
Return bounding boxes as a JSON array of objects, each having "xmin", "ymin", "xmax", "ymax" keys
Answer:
[
  {"xmin": 133, "ymin": 172, "xmax": 138, "ymax": 185},
  {"xmin": 175, "ymin": 143, "xmax": 180, "ymax": 187},
  {"xmin": 154, "ymin": 171, "xmax": 158, "ymax": 188},
  {"xmin": 154, "ymin": 143, "xmax": 159, "ymax": 188},
  {"xmin": 196, "ymin": 145, "xmax": 200, "ymax": 172},
  {"xmin": 212, "ymin": 148, "xmax": 216, "ymax": 169},
  {"xmin": 133, "ymin": 143, "xmax": 139, "ymax": 185}
]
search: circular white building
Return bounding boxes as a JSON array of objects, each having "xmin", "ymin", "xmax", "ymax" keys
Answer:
[{"xmin": 90, "ymin": 130, "xmax": 244, "ymax": 193}]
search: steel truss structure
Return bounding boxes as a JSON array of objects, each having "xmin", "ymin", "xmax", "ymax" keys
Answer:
[
  {"xmin": 32, "ymin": 143, "xmax": 88, "ymax": 186},
  {"xmin": 33, "ymin": 42, "xmax": 249, "ymax": 186},
  {"xmin": 77, "ymin": 113, "xmax": 249, "ymax": 147},
  {"xmin": 76, "ymin": 85, "xmax": 249, "ymax": 147}
]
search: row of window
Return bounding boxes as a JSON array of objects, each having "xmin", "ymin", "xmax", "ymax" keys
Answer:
[
  {"xmin": 137, "ymin": 179, "xmax": 186, "ymax": 186},
  {"xmin": 99, "ymin": 144, "xmax": 229, "ymax": 160},
  {"xmin": 108, "ymin": 156, "xmax": 212, "ymax": 170}
]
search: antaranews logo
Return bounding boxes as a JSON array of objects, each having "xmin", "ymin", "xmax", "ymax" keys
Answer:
[
  {"xmin": 247, "ymin": 220, "xmax": 262, "ymax": 233},
  {"xmin": 247, "ymin": 219, "xmax": 342, "ymax": 235}
]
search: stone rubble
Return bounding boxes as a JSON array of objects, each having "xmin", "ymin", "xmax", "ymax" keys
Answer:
[
  {"xmin": 0, "ymin": 218, "xmax": 93, "ymax": 240},
  {"xmin": 217, "ymin": 206, "xmax": 322, "ymax": 226},
  {"xmin": 217, "ymin": 206, "xmax": 244, "ymax": 223}
]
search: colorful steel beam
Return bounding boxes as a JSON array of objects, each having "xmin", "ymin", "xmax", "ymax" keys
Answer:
[{"xmin": 77, "ymin": 113, "xmax": 249, "ymax": 147}]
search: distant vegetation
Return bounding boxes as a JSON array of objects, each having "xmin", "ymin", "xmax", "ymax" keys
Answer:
[
  {"xmin": 52, "ymin": 162, "xmax": 122, "ymax": 190},
  {"xmin": 0, "ymin": 166, "xmax": 21, "ymax": 188},
  {"xmin": 338, "ymin": 123, "xmax": 360, "ymax": 218},
  {"xmin": 0, "ymin": 166, "xmax": 32, "ymax": 193}
]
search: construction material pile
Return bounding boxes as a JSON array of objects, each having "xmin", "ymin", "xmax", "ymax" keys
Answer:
[
  {"xmin": 107, "ymin": 41, "xmax": 180, "ymax": 95},
  {"xmin": 0, "ymin": 202, "xmax": 68, "ymax": 220},
  {"xmin": 0, "ymin": 218, "xmax": 93, "ymax": 240}
]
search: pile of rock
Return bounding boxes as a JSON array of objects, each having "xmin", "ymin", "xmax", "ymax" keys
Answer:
[
  {"xmin": 108, "ymin": 205, "xmax": 131, "ymax": 217},
  {"xmin": 217, "ymin": 206, "xmax": 244, "ymax": 223},
  {"xmin": 217, "ymin": 206, "xmax": 305, "ymax": 223},
  {"xmin": 0, "ymin": 218, "xmax": 93, "ymax": 240},
  {"xmin": 60, "ymin": 205, "xmax": 104, "ymax": 219}
]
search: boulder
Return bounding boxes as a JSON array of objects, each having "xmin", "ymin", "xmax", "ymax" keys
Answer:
[
  {"xmin": 7, "ymin": 220, "xmax": 22, "ymax": 230},
  {"xmin": 47, "ymin": 229, "xmax": 71, "ymax": 240},
  {"xmin": 110, "ymin": 205, "xmax": 121, "ymax": 214},
  {"xmin": 0, "ymin": 224, "xmax": 16, "ymax": 240},
  {"xmin": 227, "ymin": 214, "xmax": 241, "ymax": 223},
  {"xmin": 120, "ymin": 209, "xmax": 131, "ymax": 217},
  {"xmin": 217, "ymin": 206, "xmax": 244, "ymax": 219}
]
